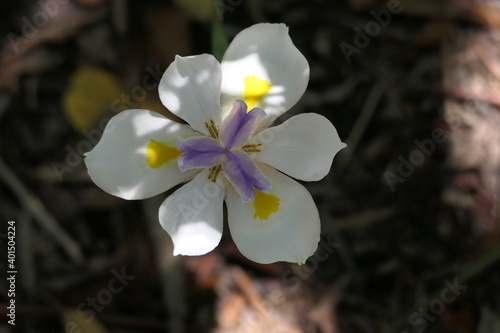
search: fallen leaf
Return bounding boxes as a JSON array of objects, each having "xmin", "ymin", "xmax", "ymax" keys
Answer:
[{"xmin": 63, "ymin": 66, "xmax": 124, "ymax": 131}]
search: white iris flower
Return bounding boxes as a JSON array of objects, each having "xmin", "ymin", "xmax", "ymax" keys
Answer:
[{"xmin": 84, "ymin": 23, "xmax": 346, "ymax": 264}]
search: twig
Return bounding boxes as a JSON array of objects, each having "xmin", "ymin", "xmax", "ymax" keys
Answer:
[
  {"xmin": 233, "ymin": 266, "xmax": 269, "ymax": 319},
  {"xmin": 323, "ymin": 207, "xmax": 395, "ymax": 232},
  {"xmin": 340, "ymin": 83, "xmax": 387, "ymax": 166},
  {"xmin": 0, "ymin": 156, "xmax": 83, "ymax": 263}
]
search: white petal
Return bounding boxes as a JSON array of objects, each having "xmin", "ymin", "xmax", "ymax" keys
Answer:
[
  {"xmin": 159, "ymin": 169, "xmax": 225, "ymax": 256},
  {"xmin": 225, "ymin": 164, "xmax": 320, "ymax": 264},
  {"xmin": 84, "ymin": 109, "xmax": 199, "ymax": 200},
  {"xmin": 159, "ymin": 54, "xmax": 222, "ymax": 134},
  {"xmin": 220, "ymin": 23, "xmax": 309, "ymax": 127},
  {"xmin": 253, "ymin": 113, "xmax": 346, "ymax": 181}
]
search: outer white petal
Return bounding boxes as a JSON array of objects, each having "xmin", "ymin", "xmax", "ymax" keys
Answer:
[
  {"xmin": 226, "ymin": 164, "xmax": 320, "ymax": 264},
  {"xmin": 220, "ymin": 23, "xmax": 309, "ymax": 127},
  {"xmin": 159, "ymin": 54, "xmax": 222, "ymax": 134},
  {"xmin": 84, "ymin": 109, "xmax": 199, "ymax": 200},
  {"xmin": 159, "ymin": 169, "xmax": 225, "ymax": 256},
  {"xmin": 253, "ymin": 113, "xmax": 346, "ymax": 181}
]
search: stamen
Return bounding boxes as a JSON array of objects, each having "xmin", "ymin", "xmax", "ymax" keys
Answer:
[
  {"xmin": 205, "ymin": 120, "xmax": 219, "ymax": 139},
  {"xmin": 242, "ymin": 144, "xmax": 262, "ymax": 153},
  {"xmin": 208, "ymin": 164, "xmax": 223, "ymax": 182}
]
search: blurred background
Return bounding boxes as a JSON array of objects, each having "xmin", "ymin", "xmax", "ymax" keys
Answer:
[{"xmin": 0, "ymin": 0, "xmax": 499, "ymax": 332}]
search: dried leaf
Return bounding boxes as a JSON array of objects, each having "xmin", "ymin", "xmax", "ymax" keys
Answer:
[{"xmin": 1, "ymin": 2, "xmax": 107, "ymax": 59}]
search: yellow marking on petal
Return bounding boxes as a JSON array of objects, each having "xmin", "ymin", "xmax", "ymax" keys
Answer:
[
  {"xmin": 146, "ymin": 139, "xmax": 182, "ymax": 169},
  {"xmin": 253, "ymin": 189, "xmax": 280, "ymax": 220},
  {"xmin": 244, "ymin": 75, "xmax": 272, "ymax": 110}
]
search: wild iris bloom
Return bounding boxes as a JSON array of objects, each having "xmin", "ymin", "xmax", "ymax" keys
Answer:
[{"xmin": 84, "ymin": 23, "xmax": 345, "ymax": 264}]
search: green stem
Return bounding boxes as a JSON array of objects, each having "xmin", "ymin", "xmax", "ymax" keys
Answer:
[{"xmin": 211, "ymin": 0, "xmax": 228, "ymax": 62}]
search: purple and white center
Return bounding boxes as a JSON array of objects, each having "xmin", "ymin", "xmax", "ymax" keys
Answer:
[{"xmin": 177, "ymin": 99, "xmax": 271, "ymax": 202}]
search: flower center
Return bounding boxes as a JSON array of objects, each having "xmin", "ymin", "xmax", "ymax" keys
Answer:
[{"xmin": 177, "ymin": 99, "xmax": 271, "ymax": 202}]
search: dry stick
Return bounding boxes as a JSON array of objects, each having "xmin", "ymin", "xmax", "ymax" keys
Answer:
[
  {"xmin": 323, "ymin": 206, "xmax": 395, "ymax": 231},
  {"xmin": 382, "ymin": 241, "xmax": 500, "ymax": 333},
  {"xmin": 143, "ymin": 196, "xmax": 185, "ymax": 333},
  {"xmin": 0, "ymin": 157, "xmax": 83, "ymax": 263},
  {"xmin": 340, "ymin": 83, "xmax": 387, "ymax": 166},
  {"xmin": 233, "ymin": 267, "xmax": 269, "ymax": 319}
]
